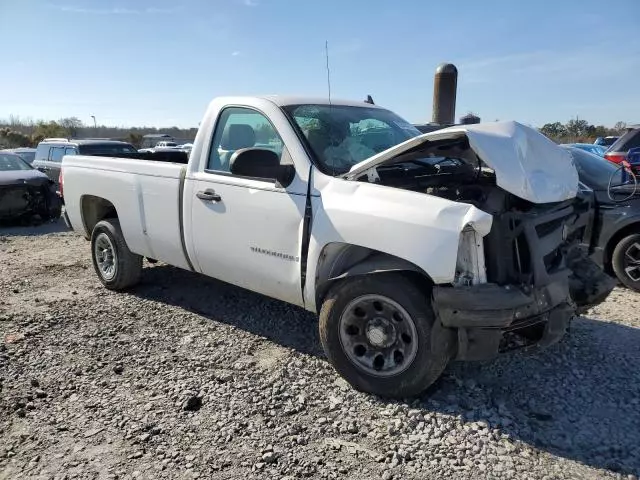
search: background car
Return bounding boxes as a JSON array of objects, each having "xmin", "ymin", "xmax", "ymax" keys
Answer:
[
  {"xmin": 154, "ymin": 141, "xmax": 180, "ymax": 148},
  {"xmin": 594, "ymin": 136, "xmax": 619, "ymax": 147},
  {"xmin": 561, "ymin": 145, "xmax": 640, "ymax": 291},
  {"xmin": 32, "ymin": 139, "xmax": 137, "ymax": 185},
  {"xmin": 560, "ymin": 143, "xmax": 606, "ymax": 157},
  {"xmin": 1, "ymin": 147, "xmax": 37, "ymax": 164},
  {"xmin": 0, "ymin": 152, "xmax": 61, "ymax": 222},
  {"xmin": 604, "ymin": 125, "xmax": 640, "ymax": 166}
]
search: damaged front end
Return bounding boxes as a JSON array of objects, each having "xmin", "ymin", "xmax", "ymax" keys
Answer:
[
  {"xmin": 347, "ymin": 121, "xmax": 615, "ymax": 361},
  {"xmin": 433, "ymin": 191, "xmax": 615, "ymax": 360},
  {"xmin": 0, "ymin": 179, "xmax": 61, "ymax": 221}
]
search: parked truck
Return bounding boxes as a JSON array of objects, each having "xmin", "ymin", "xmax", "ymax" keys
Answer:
[{"xmin": 61, "ymin": 96, "xmax": 614, "ymax": 397}]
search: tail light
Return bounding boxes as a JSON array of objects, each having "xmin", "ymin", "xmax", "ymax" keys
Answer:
[
  {"xmin": 58, "ymin": 168, "xmax": 64, "ymax": 198},
  {"xmin": 604, "ymin": 152, "xmax": 627, "ymax": 164}
]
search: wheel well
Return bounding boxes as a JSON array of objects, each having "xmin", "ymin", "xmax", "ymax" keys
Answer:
[
  {"xmin": 605, "ymin": 222, "xmax": 640, "ymax": 272},
  {"xmin": 314, "ymin": 243, "xmax": 433, "ymax": 309},
  {"xmin": 81, "ymin": 195, "xmax": 118, "ymax": 237}
]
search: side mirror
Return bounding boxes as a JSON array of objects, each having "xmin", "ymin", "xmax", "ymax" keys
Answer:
[
  {"xmin": 37, "ymin": 166, "xmax": 46, "ymax": 173},
  {"xmin": 229, "ymin": 148, "xmax": 295, "ymax": 187}
]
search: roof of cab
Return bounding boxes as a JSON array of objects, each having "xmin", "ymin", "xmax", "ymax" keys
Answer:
[
  {"xmin": 213, "ymin": 95, "xmax": 386, "ymax": 109},
  {"xmin": 38, "ymin": 139, "xmax": 134, "ymax": 146},
  {"xmin": 261, "ymin": 95, "xmax": 385, "ymax": 108}
]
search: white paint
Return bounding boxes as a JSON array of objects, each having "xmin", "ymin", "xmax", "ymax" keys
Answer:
[{"xmin": 63, "ymin": 96, "xmax": 575, "ymax": 314}]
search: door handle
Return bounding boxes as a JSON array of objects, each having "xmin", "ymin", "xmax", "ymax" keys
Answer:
[{"xmin": 196, "ymin": 189, "xmax": 222, "ymax": 202}]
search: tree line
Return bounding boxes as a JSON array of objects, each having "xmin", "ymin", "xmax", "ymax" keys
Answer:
[
  {"xmin": 0, "ymin": 114, "xmax": 630, "ymax": 150},
  {"xmin": 539, "ymin": 119, "xmax": 628, "ymax": 143},
  {"xmin": 0, "ymin": 115, "xmax": 197, "ymax": 149}
]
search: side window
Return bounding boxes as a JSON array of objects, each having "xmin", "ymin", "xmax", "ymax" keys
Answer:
[
  {"xmin": 207, "ymin": 107, "xmax": 284, "ymax": 174},
  {"xmin": 35, "ymin": 144, "xmax": 50, "ymax": 162},
  {"xmin": 49, "ymin": 147, "xmax": 65, "ymax": 163},
  {"xmin": 623, "ymin": 131, "xmax": 640, "ymax": 150},
  {"xmin": 64, "ymin": 147, "xmax": 77, "ymax": 156}
]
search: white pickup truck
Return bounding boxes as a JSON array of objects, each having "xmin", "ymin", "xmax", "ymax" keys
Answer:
[{"xmin": 61, "ymin": 96, "xmax": 614, "ymax": 397}]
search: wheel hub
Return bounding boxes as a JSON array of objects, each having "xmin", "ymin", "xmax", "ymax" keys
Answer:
[{"xmin": 366, "ymin": 317, "xmax": 396, "ymax": 348}]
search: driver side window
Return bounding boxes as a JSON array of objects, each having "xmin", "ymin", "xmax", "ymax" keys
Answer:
[{"xmin": 207, "ymin": 107, "xmax": 283, "ymax": 173}]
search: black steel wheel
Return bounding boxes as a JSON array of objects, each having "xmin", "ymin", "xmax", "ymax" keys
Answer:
[
  {"xmin": 339, "ymin": 294, "xmax": 419, "ymax": 378},
  {"xmin": 319, "ymin": 272, "xmax": 454, "ymax": 398}
]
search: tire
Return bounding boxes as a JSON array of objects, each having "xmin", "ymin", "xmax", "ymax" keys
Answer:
[
  {"xmin": 91, "ymin": 218, "xmax": 142, "ymax": 290},
  {"xmin": 612, "ymin": 233, "xmax": 640, "ymax": 292},
  {"xmin": 319, "ymin": 273, "xmax": 453, "ymax": 398}
]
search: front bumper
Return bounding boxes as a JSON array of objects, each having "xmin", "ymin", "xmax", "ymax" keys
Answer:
[
  {"xmin": 0, "ymin": 183, "xmax": 60, "ymax": 220},
  {"xmin": 433, "ymin": 280, "xmax": 574, "ymax": 361}
]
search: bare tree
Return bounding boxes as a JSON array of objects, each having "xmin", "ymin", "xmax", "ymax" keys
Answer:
[
  {"xmin": 614, "ymin": 121, "xmax": 627, "ymax": 134},
  {"xmin": 58, "ymin": 117, "xmax": 84, "ymax": 138}
]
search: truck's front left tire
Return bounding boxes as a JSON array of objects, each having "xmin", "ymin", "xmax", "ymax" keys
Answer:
[
  {"xmin": 319, "ymin": 273, "xmax": 452, "ymax": 398},
  {"xmin": 91, "ymin": 219, "xmax": 142, "ymax": 291}
]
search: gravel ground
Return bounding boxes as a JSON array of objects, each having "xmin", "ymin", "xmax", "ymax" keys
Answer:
[{"xmin": 1, "ymin": 221, "xmax": 639, "ymax": 480}]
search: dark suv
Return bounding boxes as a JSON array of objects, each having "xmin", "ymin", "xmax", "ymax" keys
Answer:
[
  {"xmin": 604, "ymin": 125, "xmax": 640, "ymax": 166},
  {"xmin": 32, "ymin": 139, "xmax": 137, "ymax": 185}
]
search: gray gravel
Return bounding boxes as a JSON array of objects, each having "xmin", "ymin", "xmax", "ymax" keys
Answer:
[{"xmin": 1, "ymin": 223, "xmax": 640, "ymax": 479}]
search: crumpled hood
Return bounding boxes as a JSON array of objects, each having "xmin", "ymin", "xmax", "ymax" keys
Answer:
[
  {"xmin": 346, "ymin": 121, "xmax": 579, "ymax": 204},
  {"xmin": 0, "ymin": 169, "xmax": 50, "ymax": 187}
]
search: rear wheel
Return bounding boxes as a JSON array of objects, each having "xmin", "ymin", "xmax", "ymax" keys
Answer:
[
  {"xmin": 612, "ymin": 233, "xmax": 640, "ymax": 292},
  {"xmin": 91, "ymin": 219, "xmax": 142, "ymax": 290},
  {"xmin": 319, "ymin": 273, "xmax": 452, "ymax": 398}
]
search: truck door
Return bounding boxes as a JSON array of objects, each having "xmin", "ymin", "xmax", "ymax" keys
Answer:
[{"xmin": 185, "ymin": 107, "xmax": 307, "ymax": 307}]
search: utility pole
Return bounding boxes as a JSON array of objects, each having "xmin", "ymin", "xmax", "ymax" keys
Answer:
[{"xmin": 91, "ymin": 115, "xmax": 97, "ymax": 130}]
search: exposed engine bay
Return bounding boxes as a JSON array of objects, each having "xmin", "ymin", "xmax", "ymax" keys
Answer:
[
  {"xmin": 372, "ymin": 137, "xmax": 513, "ymax": 211},
  {"xmin": 369, "ymin": 136, "xmax": 605, "ymax": 286}
]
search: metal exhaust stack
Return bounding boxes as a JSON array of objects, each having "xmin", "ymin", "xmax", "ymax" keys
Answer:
[{"xmin": 432, "ymin": 63, "xmax": 458, "ymax": 125}]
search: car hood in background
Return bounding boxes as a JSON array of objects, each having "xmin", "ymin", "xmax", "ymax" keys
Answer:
[
  {"xmin": 346, "ymin": 121, "xmax": 579, "ymax": 205},
  {"xmin": 0, "ymin": 169, "xmax": 51, "ymax": 187}
]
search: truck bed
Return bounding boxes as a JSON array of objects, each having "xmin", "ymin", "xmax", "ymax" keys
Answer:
[
  {"xmin": 62, "ymin": 155, "xmax": 191, "ymax": 270},
  {"xmin": 89, "ymin": 149, "xmax": 189, "ymax": 164}
]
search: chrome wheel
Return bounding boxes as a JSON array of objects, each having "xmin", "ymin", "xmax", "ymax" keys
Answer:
[
  {"xmin": 339, "ymin": 294, "xmax": 418, "ymax": 377},
  {"xmin": 624, "ymin": 242, "xmax": 640, "ymax": 282},
  {"xmin": 94, "ymin": 232, "xmax": 117, "ymax": 281}
]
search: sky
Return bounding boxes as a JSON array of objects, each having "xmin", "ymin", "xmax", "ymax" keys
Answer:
[{"xmin": 1, "ymin": 0, "xmax": 639, "ymax": 128}]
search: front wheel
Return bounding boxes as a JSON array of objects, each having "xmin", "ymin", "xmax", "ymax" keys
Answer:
[
  {"xmin": 319, "ymin": 273, "xmax": 452, "ymax": 398},
  {"xmin": 91, "ymin": 219, "xmax": 142, "ymax": 290},
  {"xmin": 612, "ymin": 233, "xmax": 640, "ymax": 292}
]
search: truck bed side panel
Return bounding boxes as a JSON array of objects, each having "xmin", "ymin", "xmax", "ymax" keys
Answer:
[{"xmin": 63, "ymin": 156, "xmax": 190, "ymax": 270}]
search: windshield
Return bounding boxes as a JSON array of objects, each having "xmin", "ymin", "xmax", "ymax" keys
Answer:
[
  {"xmin": 283, "ymin": 104, "xmax": 421, "ymax": 174},
  {"xmin": 564, "ymin": 147, "xmax": 623, "ymax": 190},
  {"xmin": 15, "ymin": 151, "xmax": 36, "ymax": 163},
  {"xmin": 0, "ymin": 153, "xmax": 31, "ymax": 171}
]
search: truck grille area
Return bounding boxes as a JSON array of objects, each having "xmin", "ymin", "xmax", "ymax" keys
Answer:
[{"xmin": 484, "ymin": 197, "xmax": 592, "ymax": 286}]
